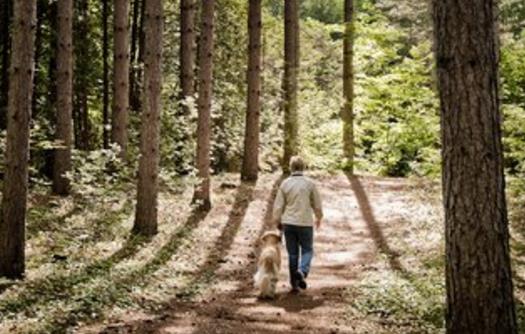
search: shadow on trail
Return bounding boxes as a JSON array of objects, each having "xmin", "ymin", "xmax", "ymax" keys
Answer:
[
  {"xmin": 346, "ymin": 174, "xmax": 406, "ymax": 274},
  {"xmin": 0, "ymin": 204, "xmax": 209, "ymax": 333},
  {"xmin": 262, "ymin": 291, "xmax": 326, "ymax": 313},
  {"xmin": 98, "ymin": 176, "xmax": 285, "ymax": 334},
  {"xmin": 0, "ymin": 199, "xmax": 136, "ymax": 312},
  {"xmin": 41, "ymin": 208, "xmax": 209, "ymax": 332},
  {"xmin": 97, "ymin": 180, "xmax": 263, "ymax": 333}
]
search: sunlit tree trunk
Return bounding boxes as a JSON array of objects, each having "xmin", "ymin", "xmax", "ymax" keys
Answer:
[
  {"xmin": 192, "ymin": 0, "xmax": 215, "ymax": 211},
  {"xmin": 111, "ymin": 0, "xmax": 130, "ymax": 159},
  {"xmin": 53, "ymin": 0, "xmax": 74, "ymax": 196},
  {"xmin": 241, "ymin": 0, "xmax": 262, "ymax": 182},
  {"xmin": 133, "ymin": 0, "xmax": 163, "ymax": 236},
  {"xmin": 0, "ymin": 0, "xmax": 36, "ymax": 279},
  {"xmin": 433, "ymin": 0, "xmax": 518, "ymax": 332},
  {"xmin": 282, "ymin": 0, "xmax": 299, "ymax": 174},
  {"xmin": 342, "ymin": 0, "xmax": 355, "ymax": 174}
]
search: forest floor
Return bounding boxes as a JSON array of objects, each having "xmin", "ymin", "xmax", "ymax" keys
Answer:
[{"xmin": 1, "ymin": 172, "xmax": 525, "ymax": 333}]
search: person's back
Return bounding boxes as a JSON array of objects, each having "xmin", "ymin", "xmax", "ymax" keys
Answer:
[
  {"xmin": 272, "ymin": 156, "xmax": 323, "ymax": 293},
  {"xmin": 276, "ymin": 174, "xmax": 322, "ymax": 227}
]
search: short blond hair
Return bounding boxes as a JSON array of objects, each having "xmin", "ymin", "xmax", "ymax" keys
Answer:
[{"xmin": 290, "ymin": 156, "xmax": 305, "ymax": 172}]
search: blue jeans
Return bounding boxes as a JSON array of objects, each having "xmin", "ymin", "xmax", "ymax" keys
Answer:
[{"xmin": 283, "ymin": 224, "xmax": 314, "ymax": 288}]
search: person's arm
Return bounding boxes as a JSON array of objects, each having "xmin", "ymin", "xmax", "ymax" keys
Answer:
[
  {"xmin": 272, "ymin": 187, "xmax": 286, "ymax": 229},
  {"xmin": 311, "ymin": 184, "xmax": 323, "ymax": 229}
]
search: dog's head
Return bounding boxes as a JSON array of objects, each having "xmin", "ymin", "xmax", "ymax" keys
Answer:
[{"xmin": 261, "ymin": 230, "xmax": 282, "ymax": 245}]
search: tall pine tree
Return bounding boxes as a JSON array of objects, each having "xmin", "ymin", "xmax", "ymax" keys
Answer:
[
  {"xmin": 433, "ymin": 0, "xmax": 518, "ymax": 332},
  {"xmin": 52, "ymin": 0, "xmax": 74, "ymax": 195},
  {"xmin": 241, "ymin": 0, "xmax": 262, "ymax": 182},
  {"xmin": 133, "ymin": 0, "xmax": 164, "ymax": 236},
  {"xmin": 282, "ymin": 0, "xmax": 299, "ymax": 173},
  {"xmin": 0, "ymin": 0, "xmax": 36, "ymax": 278},
  {"xmin": 192, "ymin": 0, "xmax": 216, "ymax": 211}
]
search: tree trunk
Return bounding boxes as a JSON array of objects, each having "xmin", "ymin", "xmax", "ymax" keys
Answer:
[
  {"xmin": 53, "ymin": 0, "xmax": 73, "ymax": 196},
  {"xmin": 129, "ymin": 0, "xmax": 141, "ymax": 113},
  {"xmin": 192, "ymin": 0, "xmax": 215, "ymax": 211},
  {"xmin": 102, "ymin": 0, "xmax": 110, "ymax": 149},
  {"xmin": 47, "ymin": 1, "xmax": 58, "ymax": 122},
  {"xmin": 180, "ymin": 0, "xmax": 196, "ymax": 111},
  {"xmin": 111, "ymin": 0, "xmax": 130, "ymax": 160},
  {"xmin": 342, "ymin": 0, "xmax": 355, "ymax": 174},
  {"xmin": 73, "ymin": 0, "xmax": 93, "ymax": 151},
  {"xmin": 0, "ymin": 0, "xmax": 11, "ymax": 130},
  {"xmin": 132, "ymin": 0, "xmax": 163, "ymax": 236},
  {"xmin": 282, "ymin": 0, "xmax": 299, "ymax": 173},
  {"xmin": 241, "ymin": 0, "xmax": 262, "ymax": 182},
  {"xmin": 132, "ymin": 0, "xmax": 146, "ymax": 113},
  {"xmin": 32, "ymin": 0, "xmax": 45, "ymax": 120},
  {"xmin": 0, "ymin": 0, "xmax": 36, "ymax": 279},
  {"xmin": 433, "ymin": 1, "xmax": 518, "ymax": 333}
]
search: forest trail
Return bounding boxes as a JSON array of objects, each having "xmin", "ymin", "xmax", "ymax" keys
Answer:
[{"xmin": 83, "ymin": 173, "xmax": 416, "ymax": 334}]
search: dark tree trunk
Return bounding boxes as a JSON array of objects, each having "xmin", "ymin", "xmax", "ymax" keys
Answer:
[
  {"xmin": 176, "ymin": 0, "xmax": 196, "ymax": 173},
  {"xmin": 102, "ymin": 0, "xmax": 110, "ymax": 149},
  {"xmin": 47, "ymin": 1, "xmax": 58, "ymax": 121},
  {"xmin": 180, "ymin": 0, "xmax": 196, "ymax": 111},
  {"xmin": 53, "ymin": 0, "xmax": 73, "ymax": 196},
  {"xmin": 129, "ymin": 0, "xmax": 141, "ymax": 113},
  {"xmin": 111, "ymin": 0, "xmax": 130, "ymax": 160},
  {"xmin": 32, "ymin": 0, "xmax": 46, "ymax": 119},
  {"xmin": 342, "ymin": 0, "xmax": 355, "ymax": 174},
  {"xmin": 0, "ymin": 0, "xmax": 36, "ymax": 279},
  {"xmin": 0, "ymin": 0, "xmax": 11, "ymax": 130},
  {"xmin": 433, "ymin": 1, "xmax": 518, "ymax": 333},
  {"xmin": 241, "ymin": 0, "xmax": 262, "ymax": 182},
  {"xmin": 282, "ymin": 0, "xmax": 299, "ymax": 173},
  {"xmin": 131, "ymin": 0, "xmax": 146, "ymax": 113},
  {"xmin": 192, "ymin": 0, "xmax": 215, "ymax": 211},
  {"xmin": 73, "ymin": 0, "xmax": 92, "ymax": 151},
  {"xmin": 133, "ymin": 0, "xmax": 163, "ymax": 236}
]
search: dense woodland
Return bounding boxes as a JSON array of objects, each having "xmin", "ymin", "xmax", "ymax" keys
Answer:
[{"xmin": 1, "ymin": 0, "xmax": 525, "ymax": 333}]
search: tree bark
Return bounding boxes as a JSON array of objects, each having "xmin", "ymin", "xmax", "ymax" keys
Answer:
[
  {"xmin": 73, "ymin": 0, "xmax": 92, "ymax": 151},
  {"xmin": 342, "ymin": 0, "xmax": 355, "ymax": 174},
  {"xmin": 0, "ymin": 0, "xmax": 36, "ymax": 279},
  {"xmin": 0, "ymin": 0, "xmax": 11, "ymax": 130},
  {"xmin": 180, "ymin": 0, "xmax": 196, "ymax": 112},
  {"xmin": 282, "ymin": 0, "xmax": 299, "ymax": 174},
  {"xmin": 433, "ymin": 1, "xmax": 518, "ymax": 333},
  {"xmin": 133, "ymin": 0, "xmax": 163, "ymax": 236},
  {"xmin": 32, "ymin": 0, "xmax": 45, "ymax": 119},
  {"xmin": 241, "ymin": 0, "xmax": 262, "ymax": 182},
  {"xmin": 53, "ymin": 0, "xmax": 73, "ymax": 196},
  {"xmin": 192, "ymin": 0, "xmax": 215, "ymax": 211},
  {"xmin": 129, "ymin": 0, "xmax": 141, "ymax": 113},
  {"xmin": 47, "ymin": 1, "xmax": 58, "ymax": 122},
  {"xmin": 111, "ymin": 0, "xmax": 130, "ymax": 160},
  {"xmin": 102, "ymin": 0, "xmax": 110, "ymax": 149}
]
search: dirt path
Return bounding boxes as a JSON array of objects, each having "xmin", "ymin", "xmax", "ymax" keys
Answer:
[{"xmin": 87, "ymin": 173, "xmax": 411, "ymax": 334}]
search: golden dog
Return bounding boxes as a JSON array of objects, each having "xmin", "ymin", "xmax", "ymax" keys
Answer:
[{"xmin": 254, "ymin": 230, "xmax": 282, "ymax": 299}]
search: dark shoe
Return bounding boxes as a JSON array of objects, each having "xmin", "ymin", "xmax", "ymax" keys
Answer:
[
  {"xmin": 290, "ymin": 287, "xmax": 300, "ymax": 294},
  {"xmin": 297, "ymin": 271, "xmax": 307, "ymax": 290}
]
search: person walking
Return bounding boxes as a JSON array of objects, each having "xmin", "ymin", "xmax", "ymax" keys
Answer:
[{"xmin": 273, "ymin": 156, "xmax": 323, "ymax": 293}]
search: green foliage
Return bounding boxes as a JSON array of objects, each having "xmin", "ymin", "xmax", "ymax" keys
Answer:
[
  {"xmin": 301, "ymin": 0, "xmax": 344, "ymax": 24},
  {"xmin": 353, "ymin": 270, "xmax": 445, "ymax": 332}
]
